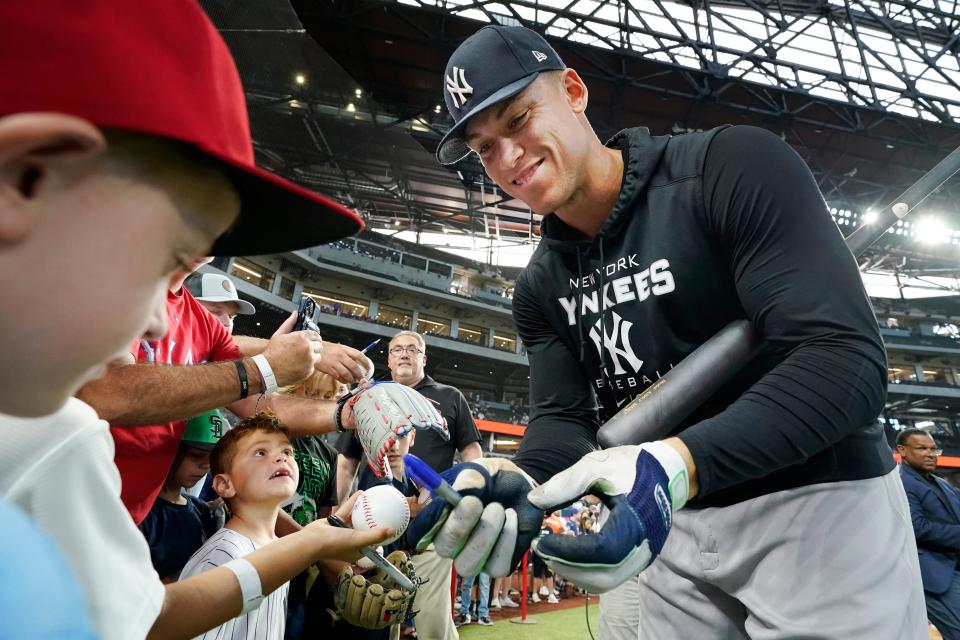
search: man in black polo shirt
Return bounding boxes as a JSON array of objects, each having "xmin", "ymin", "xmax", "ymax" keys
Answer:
[{"xmin": 337, "ymin": 329, "xmax": 481, "ymax": 640}]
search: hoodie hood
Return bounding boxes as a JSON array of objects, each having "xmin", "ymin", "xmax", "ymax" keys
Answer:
[
  {"xmin": 536, "ymin": 127, "xmax": 671, "ymax": 372},
  {"xmin": 540, "ymin": 127, "xmax": 670, "ymax": 253}
]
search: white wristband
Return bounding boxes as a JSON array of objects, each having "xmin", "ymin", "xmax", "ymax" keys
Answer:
[
  {"xmin": 641, "ymin": 441, "xmax": 690, "ymax": 511},
  {"xmin": 223, "ymin": 558, "xmax": 263, "ymax": 614},
  {"xmin": 251, "ymin": 354, "xmax": 278, "ymax": 394}
]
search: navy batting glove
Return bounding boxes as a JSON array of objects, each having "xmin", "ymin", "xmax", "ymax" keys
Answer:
[
  {"xmin": 406, "ymin": 459, "xmax": 543, "ymax": 577},
  {"xmin": 528, "ymin": 442, "xmax": 689, "ymax": 593}
]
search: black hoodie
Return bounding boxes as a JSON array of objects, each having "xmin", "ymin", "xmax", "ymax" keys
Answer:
[{"xmin": 511, "ymin": 125, "xmax": 893, "ymax": 508}]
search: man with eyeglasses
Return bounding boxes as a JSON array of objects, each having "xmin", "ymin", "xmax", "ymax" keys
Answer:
[
  {"xmin": 337, "ymin": 330, "xmax": 481, "ymax": 639},
  {"xmin": 899, "ymin": 427, "xmax": 960, "ymax": 639}
]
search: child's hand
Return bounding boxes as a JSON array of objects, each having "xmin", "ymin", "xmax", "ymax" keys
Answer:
[
  {"xmin": 332, "ymin": 490, "xmax": 363, "ymax": 527},
  {"xmin": 304, "ymin": 518, "xmax": 395, "ymax": 562},
  {"xmin": 307, "ymin": 492, "xmax": 396, "ymax": 562}
]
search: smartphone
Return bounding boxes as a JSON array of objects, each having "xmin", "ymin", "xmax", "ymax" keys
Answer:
[{"xmin": 293, "ymin": 295, "xmax": 319, "ymax": 333}]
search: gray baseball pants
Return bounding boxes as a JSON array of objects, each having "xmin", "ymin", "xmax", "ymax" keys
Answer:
[{"xmin": 632, "ymin": 469, "xmax": 927, "ymax": 639}]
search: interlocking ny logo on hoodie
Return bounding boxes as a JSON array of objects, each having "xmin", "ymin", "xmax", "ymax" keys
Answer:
[{"xmin": 557, "ymin": 255, "xmax": 676, "ymax": 392}]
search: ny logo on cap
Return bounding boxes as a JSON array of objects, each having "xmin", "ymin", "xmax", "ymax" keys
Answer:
[
  {"xmin": 532, "ymin": 50, "xmax": 548, "ymax": 62},
  {"xmin": 445, "ymin": 66, "xmax": 473, "ymax": 108}
]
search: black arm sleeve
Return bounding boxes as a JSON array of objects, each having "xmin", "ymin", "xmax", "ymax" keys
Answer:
[
  {"xmin": 512, "ymin": 270, "xmax": 602, "ymax": 484},
  {"xmin": 680, "ymin": 126, "xmax": 888, "ymax": 497}
]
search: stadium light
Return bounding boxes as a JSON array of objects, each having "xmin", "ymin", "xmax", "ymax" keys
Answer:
[
  {"xmin": 863, "ymin": 210, "xmax": 877, "ymax": 224},
  {"xmin": 915, "ymin": 217, "xmax": 948, "ymax": 244}
]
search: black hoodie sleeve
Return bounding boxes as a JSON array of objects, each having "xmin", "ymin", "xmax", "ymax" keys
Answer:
[
  {"xmin": 679, "ymin": 126, "xmax": 888, "ymax": 499},
  {"xmin": 511, "ymin": 269, "xmax": 601, "ymax": 484}
]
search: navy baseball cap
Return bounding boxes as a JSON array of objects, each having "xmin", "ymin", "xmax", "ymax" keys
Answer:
[{"xmin": 436, "ymin": 25, "xmax": 565, "ymax": 165}]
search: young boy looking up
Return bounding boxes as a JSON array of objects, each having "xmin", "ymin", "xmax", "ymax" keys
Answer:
[
  {"xmin": 140, "ymin": 410, "xmax": 227, "ymax": 582},
  {"xmin": 181, "ymin": 414, "xmax": 298, "ymax": 640},
  {"xmin": 182, "ymin": 414, "xmax": 369, "ymax": 640}
]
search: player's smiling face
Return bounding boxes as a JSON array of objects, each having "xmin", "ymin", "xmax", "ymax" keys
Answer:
[{"xmin": 465, "ymin": 69, "xmax": 591, "ymax": 215}]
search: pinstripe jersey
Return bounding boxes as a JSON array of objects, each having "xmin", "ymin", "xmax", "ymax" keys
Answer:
[{"xmin": 179, "ymin": 528, "xmax": 288, "ymax": 640}]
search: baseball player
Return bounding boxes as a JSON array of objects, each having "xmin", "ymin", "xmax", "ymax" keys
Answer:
[{"xmin": 407, "ymin": 25, "xmax": 927, "ymax": 638}]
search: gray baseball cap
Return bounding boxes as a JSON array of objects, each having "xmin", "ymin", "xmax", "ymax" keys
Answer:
[
  {"xmin": 196, "ymin": 273, "xmax": 256, "ymax": 315},
  {"xmin": 436, "ymin": 25, "xmax": 565, "ymax": 165}
]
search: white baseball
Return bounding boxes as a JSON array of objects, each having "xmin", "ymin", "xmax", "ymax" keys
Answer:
[{"xmin": 352, "ymin": 485, "xmax": 410, "ymax": 544}]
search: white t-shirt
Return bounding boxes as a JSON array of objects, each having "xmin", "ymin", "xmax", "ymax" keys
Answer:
[
  {"xmin": 0, "ymin": 398, "xmax": 165, "ymax": 640},
  {"xmin": 180, "ymin": 527, "xmax": 288, "ymax": 640}
]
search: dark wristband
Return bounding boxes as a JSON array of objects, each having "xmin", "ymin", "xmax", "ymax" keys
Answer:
[
  {"xmin": 334, "ymin": 396, "xmax": 349, "ymax": 433},
  {"xmin": 234, "ymin": 360, "xmax": 249, "ymax": 399}
]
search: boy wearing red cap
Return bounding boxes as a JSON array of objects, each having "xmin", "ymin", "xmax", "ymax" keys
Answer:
[{"xmin": 0, "ymin": 1, "xmax": 395, "ymax": 639}]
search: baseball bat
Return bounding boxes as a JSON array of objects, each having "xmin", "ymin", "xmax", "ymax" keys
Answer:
[{"xmin": 598, "ymin": 143, "xmax": 960, "ymax": 448}]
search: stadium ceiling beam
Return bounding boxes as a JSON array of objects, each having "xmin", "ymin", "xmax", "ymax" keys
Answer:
[
  {"xmin": 294, "ymin": 0, "xmax": 960, "ymax": 234},
  {"xmin": 253, "ymin": 125, "xmax": 530, "ymax": 236},
  {"xmin": 269, "ymin": 0, "xmax": 960, "ymax": 269},
  {"xmin": 349, "ymin": 1, "xmax": 959, "ymax": 141}
]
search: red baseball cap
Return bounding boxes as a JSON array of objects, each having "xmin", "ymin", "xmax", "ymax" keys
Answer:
[{"xmin": 0, "ymin": 0, "xmax": 363, "ymax": 256}]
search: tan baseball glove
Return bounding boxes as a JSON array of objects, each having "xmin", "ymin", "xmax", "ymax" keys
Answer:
[
  {"xmin": 347, "ymin": 382, "xmax": 448, "ymax": 479},
  {"xmin": 329, "ymin": 550, "xmax": 421, "ymax": 629}
]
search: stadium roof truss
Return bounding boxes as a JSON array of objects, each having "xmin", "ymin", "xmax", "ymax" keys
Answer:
[
  {"xmin": 392, "ymin": 0, "xmax": 960, "ymax": 128},
  {"xmin": 215, "ymin": 0, "xmax": 960, "ymax": 275}
]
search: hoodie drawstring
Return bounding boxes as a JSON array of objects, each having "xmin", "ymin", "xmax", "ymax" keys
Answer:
[
  {"xmin": 572, "ymin": 235, "xmax": 618, "ymax": 411},
  {"xmin": 575, "ymin": 246, "xmax": 586, "ymax": 362},
  {"xmin": 598, "ymin": 238, "xmax": 611, "ymax": 395}
]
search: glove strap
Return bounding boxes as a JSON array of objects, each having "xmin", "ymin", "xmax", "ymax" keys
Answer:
[{"xmin": 639, "ymin": 441, "xmax": 689, "ymax": 510}]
